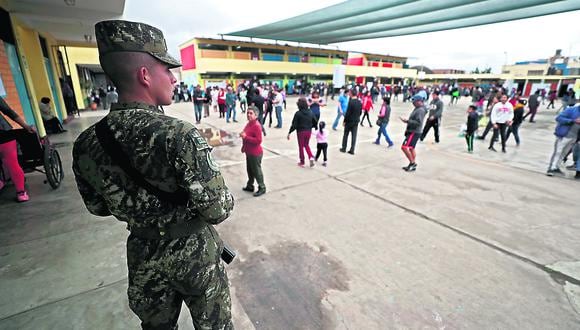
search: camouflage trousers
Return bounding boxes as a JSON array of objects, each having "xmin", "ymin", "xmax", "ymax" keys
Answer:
[{"xmin": 126, "ymin": 235, "xmax": 233, "ymax": 330}]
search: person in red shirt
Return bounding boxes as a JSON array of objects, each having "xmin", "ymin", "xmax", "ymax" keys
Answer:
[
  {"xmin": 361, "ymin": 91, "xmax": 374, "ymax": 127},
  {"xmin": 240, "ymin": 106, "xmax": 266, "ymax": 196},
  {"xmin": 218, "ymin": 87, "xmax": 226, "ymax": 118}
]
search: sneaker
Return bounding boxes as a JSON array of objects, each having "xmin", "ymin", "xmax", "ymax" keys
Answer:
[
  {"xmin": 402, "ymin": 163, "xmax": 412, "ymax": 171},
  {"xmin": 566, "ymin": 164, "xmax": 576, "ymax": 171},
  {"xmin": 253, "ymin": 189, "xmax": 266, "ymax": 197},
  {"xmin": 407, "ymin": 163, "xmax": 417, "ymax": 172},
  {"xmin": 373, "ymin": 140, "xmax": 380, "ymax": 145},
  {"xmin": 339, "ymin": 148, "xmax": 346, "ymax": 153},
  {"xmin": 347, "ymin": 150, "xmax": 355, "ymax": 155},
  {"xmin": 322, "ymin": 162, "xmax": 327, "ymax": 167},
  {"xmin": 309, "ymin": 158, "xmax": 315, "ymax": 167},
  {"xmin": 242, "ymin": 186, "xmax": 254, "ymax": 192},
  {"xmin": 297, "ymin": 162, "xmax": 305, "ymax": 167},
  {"xmin": 387, "ymin": 143, "xmax": 394, "ymax": 148},
  {"xmin": 488, "ymin": 146, "xmax": 497, "ymax": 152},
  {"xmin": 546, "ymin": 168, "xmax": 564, "ymax": 176},
  {"xmin": 502, "ymin": 148, "xmax": 506, "ymax": 153},
  {"xmin": 17, "ymin": 191, "xmax": 29, "ymax": 203}
]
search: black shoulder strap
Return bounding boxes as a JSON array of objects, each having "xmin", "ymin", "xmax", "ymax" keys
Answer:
[{"xmin": 94, "ymin": 117, "xmax": 188, "ymax": 205}]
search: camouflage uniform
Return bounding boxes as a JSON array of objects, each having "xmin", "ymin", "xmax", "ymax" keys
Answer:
[{"xmin": 72, "ymin": 20, "xmax": 234, "ymax": 330}]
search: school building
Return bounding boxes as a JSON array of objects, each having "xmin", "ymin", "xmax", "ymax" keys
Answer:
[
  {"xmin": 0, "ymin": 0, "xmax": 124, "ymax": 137},
  {"xmin": 177, "ymin": 37, "xmax": 417, "ymax": 91}
]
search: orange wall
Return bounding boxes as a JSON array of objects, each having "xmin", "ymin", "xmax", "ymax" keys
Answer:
[{"xmin": 0, "ymin": 40, "xmax": 24, "ymax": 126}]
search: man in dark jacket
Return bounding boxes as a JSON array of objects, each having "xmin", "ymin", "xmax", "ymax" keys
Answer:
[
  {"xmin": 400, "ymin": 94, "xmax": 427, "ymax": 171},
  {"xmin": 340, "ymin": 89, "xmax": 362, "ymax": 155},
  {"xmin": 420, "ymin": 91, "xmax": 444, "ymax": 143},
  {"xmin": 524, "ymin": 90, "xmax": 540, "ymax": 123}
]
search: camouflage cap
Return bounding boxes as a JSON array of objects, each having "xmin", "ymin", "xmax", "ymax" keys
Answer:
[{"xmin": 95, "ymin": 20, "xmax": 181, "ymax": 68}]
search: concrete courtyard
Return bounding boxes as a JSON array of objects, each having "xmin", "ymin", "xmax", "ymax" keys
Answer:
[{"xmin": 0, "ymin": 94, "xmax": 579, "ymax": 329}]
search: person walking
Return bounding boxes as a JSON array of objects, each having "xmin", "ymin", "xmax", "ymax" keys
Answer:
[
  {"xmin": 314, "ymin": 121, "xmax": 329, "ymax": 166},
  {"xmin": 272, "ymin": 89, "xmax": 284, "ymax": 128},
  {"xmin": 360, "ymin": 91, "xmax": 373, "ymax": 127},
  {"xmin": 547, "ymin": 90, "xmax": 557, "ymax": 109},
  {"xmin": 465, "ymin": 105, "xmax": 479, "ymax": 153},
  {"xmin": 0, "ymin": 97, "xmax": 35, "ymax": 202},
  {"xmin": 241, "ymin": 106, "xmax": 266, "ymax": 196},
  {"xmin": 203, "ymin": 86, "xmax": 211, "ymax": 117},
  {"xmin": 488, "ymin": 94, "xmax": 514, "ymax": 153},
  {"xmin": 192, "ymin": 84, "xmax": 204, "ymax": 124},
  {"xmin": 523, "ymin": 90, "xmax": 540, "ymax": 123},
  {"xmin": 506, "ymin": 99, "xmax": 525, "ymax": 146},
  {"xmin": 308, "ymin": 91, "xmax": 325, "ymax": 122},
  {"xmin": 288, "ymin": 97, "xmax": 317, "ymax": 167},
  {"xmin": 332, "ymin": 88, "xmax": 349, "ymax": 130},
  {"xmin": 239, "ymin": 87, "xmax": 247, "ymax": 113},
  {"xmin": 400, "ymin": 94, "xmax": 427, "ymax": 171},
  {"xmin": 374, "ymin": 96, "xmax": 394, "ymax": 147},
  {"xmin": 225, "ymin": 86, "xmax": 237, "ymax": 123},
  {"xmin": 217, "ymin": 87, "xmax": 226, "ymax": 118},
  {"xmin": 340, "ymin": 89, "xmax": 363, "ymax": 155},
  {"xmin": 546, "ymin": 105, "xmax": 580, "ymax": 176},
  {"xmin": 420, "ymin": 91, "xmax": 444, "ymax": 143},
  {"xmin": 72, "ymin": 20, "xmax": 234, "ymax": 329},
  {"xmin": 249, "ymin": 88, "xmax": 267, "ymax": 136}
]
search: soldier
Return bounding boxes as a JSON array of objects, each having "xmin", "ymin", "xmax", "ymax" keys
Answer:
[{"xmin": 72, "ymin": 20, "xmax": 234, "ymax": 329}]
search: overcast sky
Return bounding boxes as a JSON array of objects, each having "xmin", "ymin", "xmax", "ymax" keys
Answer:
[{"xmin": 123, "ymin": 0, "xmax": 580, "ymax": 73}]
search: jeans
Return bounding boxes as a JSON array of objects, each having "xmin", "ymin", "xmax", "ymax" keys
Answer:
[
  {"xmin": 246, "ymin": 154, "xmax": 265, "ymax": 190},
  {"xmin": 296, "ymin": 130, "xmax": 314, "ymax": 164},
  {"xmin": 332, "ymin": 110, "xmax": 343, "ymax": 129},
  {"xmin": 548, "ymin": 136, "xmax": 576, "ymax": 170},
  {"xmin": 342, "ymin": 122, "xmax": 358, "ymax": 152},
  {"xmin": 194, "ymin": 103, "xmax": 203, "ymax": 122},
  {"xmin": 506, "ymin": 123, "xmax": 521, "ymax": 145},
  {"xmin": 465, "ymin": 131, "xmax": 475, "ymax": 152},
  {"xmin": 376, "ymin": 122, "xmax": 393, "ymax": 145},
  {"xmin": 275, "ymin": 106, "xmax": 282, "ymax": 128},
  {"xmin": 573, "ymin": 143, "xmax": 580, "ymax": 171},
  {"xmin": 421, "ymin": 118, "xmax": 440, "ymax": 142},
  {"xmin": 226, "ymin": 105, "xmax": 236, "ymax": 122},
  {"xmin": 490, "ymin": 123, "xmax": 508, "ymax": 150}
]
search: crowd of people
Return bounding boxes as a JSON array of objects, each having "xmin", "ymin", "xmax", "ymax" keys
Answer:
[{"xmin": 193, "ymin": 79, "xmax": 579, "ymax": 185}]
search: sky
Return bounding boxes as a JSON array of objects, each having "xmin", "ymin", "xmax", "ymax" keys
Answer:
[{"xmin": 123, "ymin": 0, "xmax": 580, "ymax": 73}]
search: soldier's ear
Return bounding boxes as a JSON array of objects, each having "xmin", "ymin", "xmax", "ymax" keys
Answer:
[{"xmin": 137, "ymin": 66, "xmax": 151, "ymax": 87}]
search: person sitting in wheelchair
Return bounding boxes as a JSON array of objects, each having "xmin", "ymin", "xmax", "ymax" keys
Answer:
[
  {"xmin": 39, "ymin": 97, "xmax": 66, "ymax": 134},
  {"xmin": 1, "ymin": 96, "xmax": 34, "ymax": 202}
]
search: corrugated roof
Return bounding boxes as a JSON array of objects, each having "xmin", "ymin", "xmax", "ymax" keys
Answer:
[{"xmin": 228, "ymin": 0, "xmax": 580, "ymax": 44}]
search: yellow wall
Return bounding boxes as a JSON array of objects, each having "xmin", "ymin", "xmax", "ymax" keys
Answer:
[
  {"xmin": 11, "ymin": 17, "xmax": 46, "ymax": 136},
  {"xmin": 502, "ymin": 63, "xmax": 548, "ymax": 77},
  {"xmin": 189, "ymin": 58, "xmax": 417, "ymax": 78},
  {"xmin": 60, "ymin": 46, "xmax": 100, "ymax": 109}
]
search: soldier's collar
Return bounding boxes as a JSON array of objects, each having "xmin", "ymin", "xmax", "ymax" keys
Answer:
[{"xmin": 110, "ymin": 102, "xmax": 164, "ymax": 114}]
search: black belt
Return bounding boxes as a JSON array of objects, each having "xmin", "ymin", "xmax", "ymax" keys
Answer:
[{"xmin": 130, "ymin": 221, "xmax": 207, "ymax": 240}]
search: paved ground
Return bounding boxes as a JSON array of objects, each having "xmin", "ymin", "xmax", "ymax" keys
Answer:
[{"xmin": 0, "ymin": 95, "xmax": 579, "ymax": 329}]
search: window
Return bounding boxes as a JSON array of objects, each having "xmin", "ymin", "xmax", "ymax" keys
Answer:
[
  {"xmin": 198, "ymin": 43, "xmax": 228, "ymax": 50},
  {"xmin": 527, "ymin": 70, "xmax": 544, "ymax": 76}
]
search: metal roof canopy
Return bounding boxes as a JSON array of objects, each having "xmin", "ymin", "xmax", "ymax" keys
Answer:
[{"xmin": 228, "ymin": 0, "xmax": 580, "ymax": 44}]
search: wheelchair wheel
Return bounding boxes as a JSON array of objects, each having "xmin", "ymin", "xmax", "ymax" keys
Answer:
[{"xmin": 44, "ymin": 146, "xmax": 64, "ymax": 189}]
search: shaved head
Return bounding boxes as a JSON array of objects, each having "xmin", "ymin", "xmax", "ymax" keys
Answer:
[{"xmin": 100, "ymin": 52, "xmax": 157, "ymax": 93}]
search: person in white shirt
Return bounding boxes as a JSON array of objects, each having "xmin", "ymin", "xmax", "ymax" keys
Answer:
[
  {"xmin": 272, "ymin": 89, "xmax": 284, "ymax": 128},
  {"xmin": 489, "ymin": 94, "xmax": 514, "ymax": 153}
]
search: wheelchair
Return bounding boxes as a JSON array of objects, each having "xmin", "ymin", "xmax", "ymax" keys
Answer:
[{"xmin": 0, "ymin": 129, "xmax": 64, "ymax": 189}]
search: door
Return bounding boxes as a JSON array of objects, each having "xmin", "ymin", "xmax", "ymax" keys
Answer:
[
  {"xmin": 43, "ymin": 57, "xmax": 62, "ymax": 120},
  {"xmin": 4, "ymin": 42, "xmax": 35, "ymax": 126}
]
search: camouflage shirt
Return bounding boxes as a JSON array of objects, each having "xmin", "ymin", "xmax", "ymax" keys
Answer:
[{"xmin": 72, "ymin": 102, "xmax": 234, "ymax": 232}]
